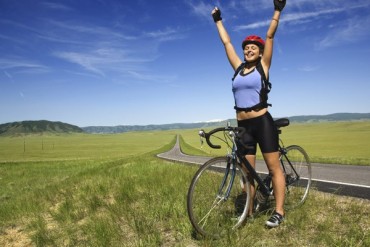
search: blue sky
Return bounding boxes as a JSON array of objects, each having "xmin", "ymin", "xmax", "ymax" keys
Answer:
[{"xmin": 1, "ymin": 0, "xmax": 370, "ymax": 127}]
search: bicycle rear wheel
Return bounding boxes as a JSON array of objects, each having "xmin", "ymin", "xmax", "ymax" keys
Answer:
[
  {"xmin": 280, "ymin": 145, "xmax": 311, "ymax": 209},
  {"xmin": 187, "ymin": 156, "xmax": 251, "ymax": 238}
]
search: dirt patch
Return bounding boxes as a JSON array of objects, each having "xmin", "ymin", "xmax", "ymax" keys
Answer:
[{"xmin": 0, "ymin": 226, "xmax": 33, "ymax": 247}]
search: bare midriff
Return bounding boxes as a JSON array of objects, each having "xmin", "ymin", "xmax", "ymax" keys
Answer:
[{"xmin": 236, "ymin": 107, "xmax": 267, "ymax": 121}]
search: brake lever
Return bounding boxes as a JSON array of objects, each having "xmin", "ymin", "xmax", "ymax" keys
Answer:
[
  {"xmin": 199, "ymin": 130, "xmax": 205, "ymax": 148},
  {"xmin": 229, "ymin": 130, "xmax": 238, "ymax": 151}
]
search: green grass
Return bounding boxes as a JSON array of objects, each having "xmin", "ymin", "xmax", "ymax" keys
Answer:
[
  {"xmin": 281, "ymin": 121, "xmax": 370, "ymax": 165},
  {"xmin": 0, "ymin": 122, "xmax": 369, "ymax": 246},
  {"xmin": 178, "ymin": 121, "xmax": 370, "ymax": 165},
  {"xmin": 1, "ymin": 121, "xmax": 369, "ymax": 165},
  {"xmin": 0, "ymin": 131, "xmax": 177, "ymax": 162},
  {"xmin": 1, "ymin": 152, "xmax": 369, "ymax": 246}
]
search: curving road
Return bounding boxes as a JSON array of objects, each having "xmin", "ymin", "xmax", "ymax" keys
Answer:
[{"xmin": 157, "ymin": 135, "xmax": 370, "ymax": 200}]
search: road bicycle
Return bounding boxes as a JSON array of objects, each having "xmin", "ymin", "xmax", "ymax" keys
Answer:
[{"xmin": 187, "ymin": 118, "xmax": 311, "ymax": 238}]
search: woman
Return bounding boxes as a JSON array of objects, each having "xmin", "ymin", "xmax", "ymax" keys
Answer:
[{"xmin": 211, "ymin": 0, "xmax": 287, "ymax": 227}]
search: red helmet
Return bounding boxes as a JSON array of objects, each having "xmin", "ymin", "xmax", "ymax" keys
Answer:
[{"xmin": 242, "ymin": 35, "xmax": 265, "ymax": 50}]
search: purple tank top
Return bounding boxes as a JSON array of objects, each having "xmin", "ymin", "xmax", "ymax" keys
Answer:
[{"xmin": 232, "ymin": 68, "xmax": 262, "ymax": 109}]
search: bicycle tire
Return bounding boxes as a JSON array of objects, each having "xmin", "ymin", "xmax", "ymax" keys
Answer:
[
  {"xmin": 187, "ymin": 156, "xmax": 251, "ymax": 238},
  {"xmin": 280, "ymin": 145, "xmax": 311, "ymax": 210}
]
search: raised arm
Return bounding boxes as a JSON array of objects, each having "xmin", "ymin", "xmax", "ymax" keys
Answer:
[
  {"xmin": 212, "ymin": 7, "xmax": 242, "ymax": 71},
  {"xmin": 261, "ymin": 0, "xmax": 286, "ymax": 72}
]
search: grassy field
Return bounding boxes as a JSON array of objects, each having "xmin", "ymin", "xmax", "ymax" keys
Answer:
[
  {"xmin": 2, "ymin": 121, "xmax": 369, "ymax": 165},
  {"xmin": 0, "ymin": 122, "xmax": 369, "ymax": 246},
  {"xmin": 179, "ymin": 121, "xmax": 370, "ymax": 166},
  {"xmin": 0, "ymin": 131, "xmax": 177, "ymax": 162}
]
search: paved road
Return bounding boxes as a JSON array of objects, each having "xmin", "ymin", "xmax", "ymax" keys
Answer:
[{"xmin": 157, "ymin": 136, "xmax": 370, "ymax": 200}]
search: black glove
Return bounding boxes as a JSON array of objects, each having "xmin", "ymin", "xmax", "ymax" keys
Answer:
[
  {"xmin": 274, "ymin": 0, "xmax": 286, "ymax": 12},
  {"xmin": 212, "ymin": 7, "xmax": 222, "ymax": 22}
]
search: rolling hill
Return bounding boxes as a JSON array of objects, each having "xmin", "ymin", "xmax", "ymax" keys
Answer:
[
  {"xmin": 1, "ymin": 113, "xmax": 369, "ymax": 135},
  {"xmin": 82, "ymin": 112, "xmax": 370, "ymax": 134},
  {"xmin": 0, "ymin": 120, "xmax": 84, "ymax": 136},
  {"xmin": 287, "ymin": 113, "xmax": 370, "ymax": 122}
]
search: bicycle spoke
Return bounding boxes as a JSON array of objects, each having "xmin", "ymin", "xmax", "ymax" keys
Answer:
[
  {"xmin": 187, "ymin": 157, "xmax": 251, "ymax": 238},
  {"xmin": 281, "ymin": 145, "xmax": 311, "ymax": 210},
  {"xmin": 198, "ymin": 196, "xmax": 225, "ymax": 228}
]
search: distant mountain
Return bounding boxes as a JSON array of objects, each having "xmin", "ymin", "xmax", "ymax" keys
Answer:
[
  {"xmin": 286, "ymin": 113, "xmax": 370, "ymax": 122},
  {"xmin": 82, "ymin": 113, "xmax": 370, "ymax": 134},
  {"xmin": 0, "ymin": 120, "xmax": 84, "ymax": 136},
  {"xmin": 2, "ymin": 113, "xmax": 369, "ymax": 135},
  {"xmin": 82, "ymin": 120, "xmax": 231, "ymax": 134}
]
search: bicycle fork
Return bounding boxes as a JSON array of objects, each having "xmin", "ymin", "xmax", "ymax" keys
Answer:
[
  {"xmin": 216, "ymin": 156, "xmax": 237, "ymax": 201},
  {"xmin": 198, "ymin": 157, "xmax": 237, "ymax": 228}
]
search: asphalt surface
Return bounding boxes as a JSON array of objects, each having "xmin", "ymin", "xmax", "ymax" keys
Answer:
[{"xmin": 157, "ymin": 136, "xmax": 370, "ymax": 200}]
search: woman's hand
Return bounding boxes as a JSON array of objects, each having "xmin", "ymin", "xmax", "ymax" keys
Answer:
[
  {"xmin": 212, "ymin": 7, "xmax": 222, "ymax": 23},
  {"xmin": 274, "ymin": 0, "xmax": 286, "ymax": 12}
]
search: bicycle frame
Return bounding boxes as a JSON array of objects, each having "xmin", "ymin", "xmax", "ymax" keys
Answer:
[
  {"xmin": 188, "ymin": 120, "xmax": 311, "ymax": 237},
  {"xmin": 279, "ymin": 147, "xmax": 301, "ymax": 186},
  {"xmin": 235, "ymin": 142, "xmax": 273, "ymax": 196},
  {"xmin": 216, "ymin": 156, "xmax": 236, "ymax": 200},
  {"xmin": 198, "ymin": 119, "xmax": 300, "ymax": 200},
  {"xmin": 216, "ymin": 136, "xmax": 273, "ymax": 200}
]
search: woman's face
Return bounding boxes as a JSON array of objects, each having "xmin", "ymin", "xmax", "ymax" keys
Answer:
[{"xmin": 243, "ymin": 44, "xmax": 261, "ymax": 62}]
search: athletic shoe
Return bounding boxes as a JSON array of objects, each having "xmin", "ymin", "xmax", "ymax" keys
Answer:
[{"xmin": 265, "ymin": 211, "xmax": 284, "ymax": 227}]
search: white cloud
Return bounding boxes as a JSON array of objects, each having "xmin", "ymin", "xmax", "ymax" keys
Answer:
[
  {"xmin": 4, "ymin": 71, "xmax": 12, "ymax": 79},
  {"xmin": 187, "ymin": 1, "xmax": 215, "ymax": 19},
  {"xmin": 42, "ymin": 19, "xmax": 132, "ymax": 40},
  {"xmin": 234, "ymin": 7, "xmax": 348, "ymax": 31},
  {"xmin": 41, "ymin": 2, "xmax": 73, "ymax": 11},
  {"xmin": 233, "ymin": 1, "xmax": 370, "ymax": 54},
  {"xmin": 0, "ymin": 58, "xmax": 48, "ymax": 71},
  {"xmin": 144, "ymin": 27, "xmax": 185, "ymax": 42},
  {"xmin": 299, "ymin": 65, "xmax": 320, "ymax": 72},
  {"xmin": 43, "ymin": 17, "xmax": 187, "ymax": 80},
  {"xmin": 316, "ymin": 15, "xmax": 370, "ymax": 50},
  {"xmin": 53, "ymin": 51, "xmax": 106, "ymax": 76},
  {"xmin": 127, "ymin": 70, "xmax": 177, "ymax": 84},
  {"xmin": 0, "ymin": 34, "xmax": 26, "ymax": 44}
]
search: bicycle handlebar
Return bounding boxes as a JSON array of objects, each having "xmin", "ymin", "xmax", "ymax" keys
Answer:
[
  {"xmin": 199, "ymin": 126, "xmax": 246, "ymax": 149},
  {"xmin": 199, "ymin": 118, "xmax": 290, "ymax": 150}
]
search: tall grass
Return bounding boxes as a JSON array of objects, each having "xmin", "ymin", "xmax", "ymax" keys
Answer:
[
  {"xmin": 0, "ymin": 139, "xmax": 198, "ymax": 246},
  {"xmin": 1, "ymin": 150, "xmax": 369, "ymax": 246},
  {"xmin": 0, "ymin": 131, "xmax": 177, "ymax": 162},
  {"xmin": 0, "ymin": 123, "xmax": 369, "ymax": 246}
]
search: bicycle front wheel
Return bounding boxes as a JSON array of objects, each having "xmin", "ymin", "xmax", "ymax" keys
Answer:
[
  {"xmin": 280, "ymin": 145, "xmax": 311, "ymax": 210},
  {"xmin": 187, "ymin": 156, "xmax": 251, "ymax": 238}
]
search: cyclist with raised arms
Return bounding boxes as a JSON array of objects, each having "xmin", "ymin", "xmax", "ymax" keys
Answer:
[{"xmin": 211, "ymin": 0, "xmax": 287, "ymax": 227}]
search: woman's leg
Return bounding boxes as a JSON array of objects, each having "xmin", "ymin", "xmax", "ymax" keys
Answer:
[
  {"xmin": 263, "ymin": 151, "xmax": 285, "ymax": 216},
  {"xmin": 245, "ymin": 154, "xmax": 256, "ymax": 215}
]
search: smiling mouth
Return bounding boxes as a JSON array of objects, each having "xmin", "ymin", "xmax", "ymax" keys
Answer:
[{"xmin": 246, "ymin": 52, "xmax": 254, "ymax": 57}]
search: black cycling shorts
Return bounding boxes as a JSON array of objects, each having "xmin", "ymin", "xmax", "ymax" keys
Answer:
[{"xmin": 237, "ymin": 112, "xmax": 279, "ymax": 155}]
